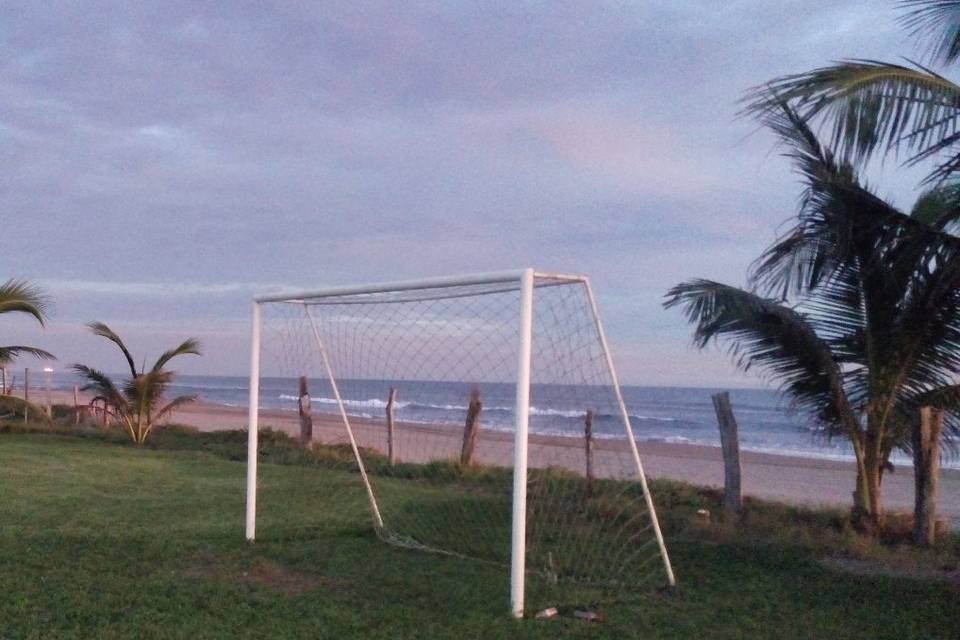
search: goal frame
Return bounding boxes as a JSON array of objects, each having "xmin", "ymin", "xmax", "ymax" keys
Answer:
[{"xmin": 244, "ymin": 268, "xmax": 675, "ymax": 617}]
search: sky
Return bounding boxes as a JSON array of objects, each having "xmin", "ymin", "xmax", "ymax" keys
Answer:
[{"xmin": 0, "ymin": 1, "xmax": 939, "ymax": 386}]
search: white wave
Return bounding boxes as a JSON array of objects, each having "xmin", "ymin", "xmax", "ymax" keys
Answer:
[
  {"xmin": 277, "ymin": 394, "xmax": 412, "ymax": 410},
  {"xmin": 276, "ymin": 395, "xmax": 681, "ymax": 426}
]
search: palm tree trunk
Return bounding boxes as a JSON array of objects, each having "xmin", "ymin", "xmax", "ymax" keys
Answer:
[
  {"xmin": 854, "ymin": 426, "xmax": 886, "ymax": 533},
  {"xmin": 850, "ymin": 441, "xmax": 873, "ymax": 528}
]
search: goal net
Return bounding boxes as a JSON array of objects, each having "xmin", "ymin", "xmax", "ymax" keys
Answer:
[{"xmin": 245, "ymin": 269, "xmax": 674, "ymax": 616}]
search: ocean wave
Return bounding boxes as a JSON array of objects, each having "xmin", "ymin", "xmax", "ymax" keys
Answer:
[
  {"xmin": 171, "ymin": 382, "xmax": 247, "ymax": 392},
  {"xmin": 276, "ymin": 394, "xmax": 679, "ymax": 424},
  {"xmin": 278, "ymin": 395, "xmax": 413, "ymax": 410}
]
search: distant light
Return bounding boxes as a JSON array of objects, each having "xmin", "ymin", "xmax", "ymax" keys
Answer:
[{"xmin": 43, "ymin": 367, "xmax": 54, "ymax": 373}]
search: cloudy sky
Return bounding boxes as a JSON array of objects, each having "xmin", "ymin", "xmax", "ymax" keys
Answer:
[{"xmin": 0, "ymin": 1, "xmax": 936, "ymax": 385}]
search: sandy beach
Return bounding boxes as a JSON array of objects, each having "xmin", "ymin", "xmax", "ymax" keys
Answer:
[{"xmin": 21, "ymin": 389, "xmax": 960, "ymax": 526}]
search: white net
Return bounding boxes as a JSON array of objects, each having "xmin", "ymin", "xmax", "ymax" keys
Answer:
[{"xmin": 254, "ymin": 273, "xmax": 672, "ymax": 610}]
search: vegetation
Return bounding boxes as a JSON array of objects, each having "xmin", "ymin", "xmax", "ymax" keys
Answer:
[
  {"xmin": 0, "ymin": 425, "xmax": 957, "ymax": 639},
  {"xmin": 665, "ymin": 102, "xmax": 960, "ymax": 533},
  {"xmin": 72, "ymin": 322, "xmax": 201, "ymax": 444},
  {"xmin": 0, "ymin": 278, "xmax": 53, "ymax": 366},
  {"xmin": 0, "ymin": 279, "xmax": 54, "ymax": 421},
  {"xmin": 746, "ymin": 0, "xmax": 960, "ymax": 185}
]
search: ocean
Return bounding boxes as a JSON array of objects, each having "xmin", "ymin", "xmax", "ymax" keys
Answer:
[{"xmin": 36, "ymin": 371, "xmax": 951, "ymax": 469}]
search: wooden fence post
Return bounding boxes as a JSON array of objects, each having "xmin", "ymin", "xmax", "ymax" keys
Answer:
[
  {"xmin": 386, "ymin": 387, "xmax": 397, "ymax": 465},
  {"xmin": 1, "ymin": 366, "xmax": 6, "ymax": 395},
  {"xmin": 44, "ymin": 368, "xmax": 51, "ymax": 418},
  {"xmin": 460, "ymin": 387, "xmax": 482, "ymax": 466},
  {"xmin": 914, "ymin": 407, "xmax": 943, "ymax": 546},
  {"xmin": 711, "ymin": 391, "xmax": 743, "ymax": 515},
  {"xmin": 74, "ymin": 386, "xmax": 80, "ymax": 425},
  {"xmin": 298, "ymin": 376, "xmax": 313, "ymax": 445},
  {"xmin": 24, "ymin": 368, "xmax": 29, "ymax": 424},
  {"xmin": 584, "ymin": 410, "xmax": 595, "ymax": 490}
]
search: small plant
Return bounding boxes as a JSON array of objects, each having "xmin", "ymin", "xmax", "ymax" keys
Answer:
[{"xmin": 73, "ymin": 322, "xmax": 200, "ymax": 444}]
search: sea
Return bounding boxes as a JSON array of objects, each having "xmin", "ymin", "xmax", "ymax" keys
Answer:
[{"xmin": 37, "ymin": 371, "xmax": 955, "ymax": 470}]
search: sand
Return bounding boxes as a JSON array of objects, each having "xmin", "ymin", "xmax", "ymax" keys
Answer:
[{"xmin": 19, "ymin": 389, "xmax": 960, "ymax": 526}]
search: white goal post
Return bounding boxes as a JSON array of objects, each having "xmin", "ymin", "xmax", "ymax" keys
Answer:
[{"xmin": 245, "ymin": 268, "xmax": 675, "ymax": 617}]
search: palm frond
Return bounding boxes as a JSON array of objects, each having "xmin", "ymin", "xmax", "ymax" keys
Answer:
[
  {"xmin": 743, "ymin": 60, "xmax": 960, "ymax": 182},
  {"xmin": 0, "ymin": 346, "xmax": 55, "ymax": 361},
  {"xmin": 150, "ymin": 338, "xmax": 201, "ymax": 373},
  {"xmin": 0, "ymin": 279, "xmax": 49, "ymax": 325},
  {"xmin": 901, "ymin": 0, "xmax": 960, "ymax": 64},
  {"xmin": 910, "ymin": 183, "xmax": 960, "ymax": 232},
  {"xmin": 71, "ymin": 364, "xmax": 127, "ymax": 411},
  {"xmin": 123, "ymin": 370, "xmax": 174, "ymax": 418},
  {"xmin": 748, "ymin": 100, "xmax": 876, "ymax": 298},
  {"xmin": 663, "ymin": 280, "xmax": 858, "ymax": 436},
  {"xmin": 86, "ymin": 322, "xmax": 138, "ymax": 378},
  {"xmin": 914, "ymin": 383, "xmax": 960, "ymax": 409}
]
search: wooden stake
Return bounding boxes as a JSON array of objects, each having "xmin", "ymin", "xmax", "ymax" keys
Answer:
[
  {"xmin": 386, "ymin": 387, "xmax": 397, "ymax": 465},
  {"xmin": 711, "ymin": 392, "xmax": 742, "ymax": 515},
  {"xmin": 584, "ymin": 410, "xmax": 595, "ymax": 490},
  {"xmin": 24, "ymin": 368, "xmax": 29, "ymax": 424},
  {"xmin": 44, "ymin": 369, "xmax": 51, "ymax": 418},
  {"xmin": 74, "ymin": 386, "xmax": 80, "ymax": 425},
  {"xmin": 298, "ymin": 376, "xmax": 313, "ymax": 445},
  {"xmin": 1, "ymin": 366, "xmax": 6, "ymax": 395},
  {"xmin": 914, "ymin": 407, "xmax": 943, "ymax": 546},
  {"xmin": 460, "ymin": 387, "xmax": 482, "ymax": 466}
]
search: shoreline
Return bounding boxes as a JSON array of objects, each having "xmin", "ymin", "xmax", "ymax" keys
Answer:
[{"xmin": 16, "ymin": 390, "xmax": 960, "ymax": 525}]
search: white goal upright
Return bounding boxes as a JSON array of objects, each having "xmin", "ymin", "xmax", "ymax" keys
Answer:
[{"xmin": 245, "ymin": 268, "xmax": 675, "ymax": 617}]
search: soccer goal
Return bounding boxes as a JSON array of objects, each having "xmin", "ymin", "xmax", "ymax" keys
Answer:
[{"xmin": 245, "ymin": 269, "xmax": 674, "ymax": 617}]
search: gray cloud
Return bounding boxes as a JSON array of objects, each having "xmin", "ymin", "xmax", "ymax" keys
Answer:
[{"xmin": 0, "ymin": 1, "xmax": 934, "ymax": 384}]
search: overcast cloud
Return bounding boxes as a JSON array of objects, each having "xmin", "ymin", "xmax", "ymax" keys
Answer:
[{"xmin": 0, "ymin": 1, "xmax": 935, "ymax": 384}]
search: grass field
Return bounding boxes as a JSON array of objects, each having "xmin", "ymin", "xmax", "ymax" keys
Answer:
[{"xmin": 1, "ymin": 428, "xmax": 958, "ymax": 639}]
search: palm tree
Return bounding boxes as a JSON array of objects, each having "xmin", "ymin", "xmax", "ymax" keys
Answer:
[
  {"xmin": 745, "ymin": 1, "xmax": 960, "ymax": 185},
  {"xmin": 73, "ymin": 322, "xmax": 200, "ymax": 444},
  {"xmin": 0, "ymin": 279, "xmax": 53, "ymax": 415},
  {"xmin": 0, "ymin": 279, "xmax": 54, "ymax": 365},
  {"xmin": 664, "ymin": 103, "xmax": 960, "ymax": 532}
]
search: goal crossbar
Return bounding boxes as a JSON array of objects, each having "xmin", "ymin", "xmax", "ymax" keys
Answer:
[
  {"xmin": 244, "ymin": 268, "xmax": 675, "ymax": 618},
  {"xmin": 253, "ymin": 269, "xmax": 586, "ymax": 304}
]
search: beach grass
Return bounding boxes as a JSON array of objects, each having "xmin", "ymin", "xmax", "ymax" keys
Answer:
[{"xmin": 0, "ymin": 426, "xmax": 958, "ymax": 639}]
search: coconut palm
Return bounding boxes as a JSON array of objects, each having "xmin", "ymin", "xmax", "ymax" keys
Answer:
[
  {"xmin": 73, "ymin": 322, "xmax": 200, "ymax": 444},
  {"xmin": 665, "ymin": 102, "xmax": 960, "ymax": 532},
  {"xmin": 745, "ymin": 1, "xmax": 960, "ymax": 185},
  {"xmin": 0, "ymin": 279, "xmax": 54, "ymax": 364}
]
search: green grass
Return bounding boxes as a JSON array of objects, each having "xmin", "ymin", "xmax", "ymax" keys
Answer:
[{"xmin": 1, "ymin": 427, "xmax": 958, "ymax": 639}]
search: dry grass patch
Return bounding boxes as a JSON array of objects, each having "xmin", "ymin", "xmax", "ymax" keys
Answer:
[{"xmin": 184, "ymin": 554, "xmax": 352, "ymax": 596}]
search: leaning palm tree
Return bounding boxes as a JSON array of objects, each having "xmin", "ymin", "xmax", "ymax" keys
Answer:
[
  {"xmin": 73, "ymin": 322, "xmax": 200, "ymax": 444},
  {"xmin": 745, "ymin": 1, "xmax": 960, "ymax": 185},
  {"xmin": 665, "ymin": 103, "xmax": 960, "ymax": 533}
]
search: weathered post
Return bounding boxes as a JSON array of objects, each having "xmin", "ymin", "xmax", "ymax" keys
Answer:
[
  {"xmin": 73, "ymin": 385, "xmax": 80, "ymax": 425},
  {"xmin": 1, "ymin": 366, "xmax": 6, "ymax": 394},
  {"xmin": 297, "ymin": 376, "xmax": 313, "ymax": 445},
  {"xmin": 914, "ymin": 407, "xmax": 943, "ymax": 546},
  {"xmin": 460, "ymin": 387, "xmax": 482, "ymax": 466},
  {"xmin": 24, "ymin": 367, "xmax": 29, "ymax": 424},
  {"xmin": 386, "ymin": 387, "xmax": 397, "ymax": 465},
  {"xmin": 584, "ymin": 410, "xmax": 595, "ymax": 491},
  {"xmin": 711, "ymin": 391, "xmax": 742, "ymax": 515},
  {"xmin": 44, "ymin": 368, "xmax": 52, "ymax": 418}
]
